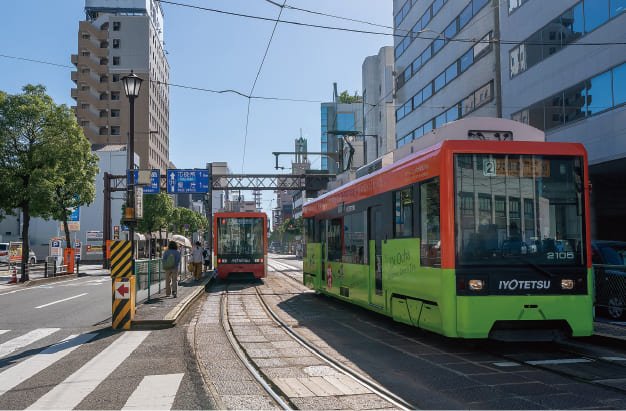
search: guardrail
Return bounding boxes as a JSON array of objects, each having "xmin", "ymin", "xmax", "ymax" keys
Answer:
[
  {"xmin": 134, "ymin": 253, "xmax": 192, "ymax": 301},
  {"xmin": 594, "ymin": 264, "xmax": 626, "ymax": 320}
]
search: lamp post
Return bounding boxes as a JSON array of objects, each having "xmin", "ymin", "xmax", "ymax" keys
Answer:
[{"xmin": 121, "ymin": 70, "xmax": 143, "ymax": 257}]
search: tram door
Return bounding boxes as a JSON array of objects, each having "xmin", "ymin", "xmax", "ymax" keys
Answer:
[
  {"xmin": 368, "ymin": 206, "xmax": 384, "ymax": 308},
  {"xmin": 320, "ymin": 220, "xmax": 327, "ymax": 288}
]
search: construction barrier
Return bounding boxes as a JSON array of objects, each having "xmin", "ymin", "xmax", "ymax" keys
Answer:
[{"xmin": 110, "ymin": 240, "xmax": 135, "ymax": 330}]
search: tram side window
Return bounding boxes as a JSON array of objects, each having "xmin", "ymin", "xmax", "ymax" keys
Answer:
[
  {"xmin": 420, "ymin": 178, "xmax": 441, "ymax": 267},
  {"xmin": 394, "ymin": 187, "xmax": 414, "ymax": 238},
  {"xmin": 343, "ymin": 212, "xmax": 366, "ymax": 264},
  {"xmin": 304, "ymin": 218, "xmax": 318, "ymax": 243},
  {"xmin": 328, "ymin": 218, "xmax": 343, "ymax": 262}
]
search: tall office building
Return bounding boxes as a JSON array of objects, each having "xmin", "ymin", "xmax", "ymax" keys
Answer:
[
  {"xmin": 71, "ymin": 0, "xmax": 170, "ymax": 173},
  {"xmin": 500, "ymin": 0, "xmax": 626, "ymax": 239},
  {"xmin": 393, "ymin": 0, "xmax": 497, "ymax": 148},
  {"xmin": 362, "ymin": 46, "xmax": 396, "ymax": 165}
]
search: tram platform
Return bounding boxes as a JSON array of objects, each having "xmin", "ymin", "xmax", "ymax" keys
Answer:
[{"xmin": 132, "ymin": 270, "xmax": 215, "ymax": 328}]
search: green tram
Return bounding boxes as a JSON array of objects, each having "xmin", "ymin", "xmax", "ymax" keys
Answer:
[{"xmin": 302, "ymin": 130, "xmax": 593, "ymax": 340}]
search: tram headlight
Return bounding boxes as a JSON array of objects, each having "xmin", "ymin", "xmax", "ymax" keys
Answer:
[
  {"xmin": 561, "ymin": 279, "xmax": 574, "ymax": 290},
  {"xmin": 468, "ymin": 279, "xmax": 484, "ymax": 291}
]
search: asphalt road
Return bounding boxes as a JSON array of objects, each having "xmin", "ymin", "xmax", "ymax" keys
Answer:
[{"xmin": 0, "ymin": 271, "xmax": 214, "ymax": 409}]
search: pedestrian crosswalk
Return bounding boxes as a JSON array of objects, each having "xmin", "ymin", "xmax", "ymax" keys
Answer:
[{"xmin": 0, "ymin": 328, "xmax": 185, "ymax": 410}]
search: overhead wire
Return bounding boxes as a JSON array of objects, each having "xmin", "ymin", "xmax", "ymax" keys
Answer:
[
  {"xmin": 241, "ymin": 0, "xmax": 287, "ymax": 174},
  {"xmin": 156, "ymin": 0, "xmax": 626, "ymax": 46}
]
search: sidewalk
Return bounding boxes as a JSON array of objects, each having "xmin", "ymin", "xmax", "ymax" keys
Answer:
[{"xmin": 132, "ymin": 270, "xmax": 215, "ymax": 328}]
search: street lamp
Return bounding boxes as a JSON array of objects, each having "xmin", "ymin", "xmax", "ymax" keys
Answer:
[{"xmin": 121, "ymin": 70, "xmax": 143, "ymax": 256}]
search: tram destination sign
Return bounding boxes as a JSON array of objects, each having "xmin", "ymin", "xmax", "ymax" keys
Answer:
[{"xmin": 167, "ymin": 169, "xmax": 210, "ymax": 194}]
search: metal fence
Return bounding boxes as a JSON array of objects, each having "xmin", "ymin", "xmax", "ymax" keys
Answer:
[
  {"xmin": 594, "ymin": 264, "xmax": 626, "ymax": 320},
  {"xmin": 134, "ymin": 253, "xmax": 192, "ymax": 300}
]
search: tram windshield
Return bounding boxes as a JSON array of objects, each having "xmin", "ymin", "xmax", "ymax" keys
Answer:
[
  {"xmin": 217, "ymin": 218, "xmax": 264, "ymax": 257},
  {"xmin": 454, "ymin": 154, "xmax": 585, "ymax": 266}
]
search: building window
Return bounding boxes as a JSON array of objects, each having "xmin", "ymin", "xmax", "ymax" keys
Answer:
[
  {"xmin": 113, "ymin": 21, "xmax": 121, "ymax": 31},
  {"xmin": 99, "ymin": 93, "xmax": 108, "ymax": 100},
  {"xmin": 80, "ymin": 121, "xmax": 89, "ymax": 127},
  {"xmin": 81, "ymin": 33, "xmax": 90, "ymax": 39},
  {"xmin": 113, "ymin": 39, "xmax": 120, "ymax": 48},
  {"xmin": 100, "ymin": 76, "xmax": 108, "ymax": 83},
  {"xmin": 421, "ymin": 178, "xmax": 440, "ymax": 267},
  {"xmin": 81, "ymin": 103, "xmax": 89, "ymax": 109},
  {"xmin": 110, "ymin": 126, "xmax": 120, "ymax": 135},
  {"xmin": 113, "ymin": 56, "xmax": 120, "ymax": 65},
  {"xmin": 112, "ymin": 74, "xmax": 120, "ymax": 82},
  {"xmin": 99, "ymin": 127, "xmax": 108, "ymax": 135},
  {"xmin": 111, "ymin": 91, "xmax": 120, "ymax": 100},
  {"xmin": 81, "ymin": 51, "xmax": 90, "ymax": 57},
  {"xmin": 111, "ymin": 109, "xmax": 120, "ymax": 117},
  {"xmin": 99, "ymin": 110, "xmax": 108, "ymax": 118}
]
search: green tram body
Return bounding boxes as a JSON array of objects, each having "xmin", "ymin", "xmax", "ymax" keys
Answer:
[{"xmin": 302, "ymin": 140, "xmax": 594, "ymax": 340}]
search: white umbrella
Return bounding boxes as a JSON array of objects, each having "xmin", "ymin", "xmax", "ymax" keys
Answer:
[{"xmin": 171, "ymin": 234, "xmax": 192, "ymax": 248}]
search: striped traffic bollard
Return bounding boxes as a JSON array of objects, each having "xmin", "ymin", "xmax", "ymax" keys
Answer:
[{"xmin": 110, "ymin": 240, "xmax": 136, "ymax": 330}]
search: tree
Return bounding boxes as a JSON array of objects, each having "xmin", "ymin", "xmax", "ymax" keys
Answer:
[
  {"xmin": 169, "ymin": 207, "xmax": 207, "ymax": 236},
  {"xmin": 136, "ymin": 192, "xmax": 174, "ymax": 256},
  {"xmin": 48, "ymin": 104, "xmax": 99, "ymax": 249},
  {"xmin": 0, "ymin": 85, "xmax": 77, "ymax": 281},
  {"xmin": 338, "ymin": 90, "xmax": 362, "ymax": 104}
]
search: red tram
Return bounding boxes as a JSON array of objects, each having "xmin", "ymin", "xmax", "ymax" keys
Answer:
[{"xmin": 213, "ymin": 212, "xmax": 267, "ymax": 279}]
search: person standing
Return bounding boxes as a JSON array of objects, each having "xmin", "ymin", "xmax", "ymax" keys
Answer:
[
  {"xmin": 191, "ymin": 241, "xmax": 204, "ymax": 281},
  {"xmin": 162, "ymin": 241, "xmax": 181, "ymax": 298}
]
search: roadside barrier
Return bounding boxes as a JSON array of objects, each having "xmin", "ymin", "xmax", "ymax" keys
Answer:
[{"xmin": 134, "ymin": 257, "xmax": 162, "ymax": 301}]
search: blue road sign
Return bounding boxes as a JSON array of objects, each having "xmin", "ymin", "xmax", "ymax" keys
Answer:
[
  {"xmin": 68, "ymin": 207, "xmax": 80, "ymax": 222},
  {"xmin": 166, "ymin": 169, "xmax": 210, "ymax": 194},
  {"xmin": 127, "ymin": 169, "xmax": 160, "ymax": 194}
]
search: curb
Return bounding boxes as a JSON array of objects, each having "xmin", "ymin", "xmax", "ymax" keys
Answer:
[
  {"xmin": 23, "ymin": 274, "xmax": 78, "ymax": 287},
  {"xmin": 132, "ymin": 271, "xmax": 215, "ymax": 328}
]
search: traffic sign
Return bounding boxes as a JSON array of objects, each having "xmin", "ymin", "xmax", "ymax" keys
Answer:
[
  {"xmin": 114, "ymin": 281, "xmax": 131, "ymax": 299},
  {"xmin": 68, "ymin": 207, "xmax": 80, "ymax": 222},
  {"xmin": 167, "ymin": 169, "xmax": 210, "ymax": 194},
  {"xmin": 128, "ymin": 169, "xmax": 160, "ymax": 194}
]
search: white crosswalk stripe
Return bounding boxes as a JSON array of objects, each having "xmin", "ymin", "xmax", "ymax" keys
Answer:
[
  {"xmin": 123, "ymin": 373, "xmax": 184, "ymax": 410},
  {"xmin": 28, "ymin": 331, "xmax": 151, "ymax": 410},
  {"xmin": 0, "ymin": 333, "xmax": 97, "ymax": 396},
  {"xmin": 0, "ymin": 328, "xmax": 60, "ymax": 360}
]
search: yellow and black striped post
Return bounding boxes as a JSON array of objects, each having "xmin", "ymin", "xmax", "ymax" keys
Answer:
[{"xmin": 110, "ymin": 240, "xmax": 135, "ymax": 330}]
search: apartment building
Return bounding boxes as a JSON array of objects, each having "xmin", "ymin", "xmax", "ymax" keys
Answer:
[
  {"xmin": 500, "ymin": 0, "xmax": 626, "ymax": 239},
  {"xmin": 71, "ymin": 0, "xmax": 170, "ymax": 173},
  {"xmin": 393, "ymin": 0, "xmax": 497, "ymax": 148}
]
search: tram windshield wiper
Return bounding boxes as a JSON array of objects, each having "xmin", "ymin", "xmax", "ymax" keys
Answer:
[{"xmin": 520, "ymin": 259, "xmax": 555, "ymax": 279}]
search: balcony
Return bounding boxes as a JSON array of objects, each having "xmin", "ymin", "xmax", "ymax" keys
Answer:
[
  {"xmin": 78, "ymin": 21, "xmax": 107, "ymax": 40},
  {"xmin": 71, "ymin": 71, "xmax": 78, "ymax": 83},
  {"xmin": 71, "ymin": 54, "xmax": 78, "ymax": 65},
  {"xmin": 71, "ymin": 88, "xmax": 78, "ymax": 99}
]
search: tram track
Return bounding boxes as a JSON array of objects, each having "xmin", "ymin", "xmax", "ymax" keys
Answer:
[
  {"xmin": 220, "ymin": 284, "xmax": 293, "ymax": 410},
  {"xmin": 216, "ymin": 259, "xmax": 415, "ymax": 410}
]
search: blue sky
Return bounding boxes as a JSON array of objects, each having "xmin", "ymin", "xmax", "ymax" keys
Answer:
[{"xmin": 0, "ymin": 0, "xmax": 392, "ymax": 213}]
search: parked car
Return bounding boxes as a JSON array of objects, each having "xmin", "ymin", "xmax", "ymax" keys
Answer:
[
  {"xmin": 0, "ymin": 243, "xmax": 37, "ymax": 265},
  {"xmin": 592, "ymin": 240, "xmax": 626, "ymax": 320}
]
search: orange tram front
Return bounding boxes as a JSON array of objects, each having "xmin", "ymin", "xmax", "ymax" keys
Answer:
[{"xmin": 213, "ymin": 212, "xmax": 268, "ymax": 280}]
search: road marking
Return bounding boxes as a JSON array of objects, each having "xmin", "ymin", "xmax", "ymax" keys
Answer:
[
  {"xmin": 28, "ymin": 331, "xmax": 150, "ymax": 410},
  {"xmin": 0, "ymin": 330, "xmax": 8, "ymax": 336},
  {"xmin": 494, "ymin": 358, "xmax": 594, "ymax": 367},
  {"xmin": 35, "ymin": 293, "xmax": 88, "ymax": 309},
  {"xmin": 0, "ymin": 278, "xmax": 85, "ymax": 296},
  {"xmin": 122, "ymin": 373, "xmax": 184, "ymax": 410},
  {"xmin": 0, "ymin": 333, "xmax": 97, "ymax": 396},
  {"xmin": 0, "ymin": 328, "xmax": 60, "ymax": 359}
]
